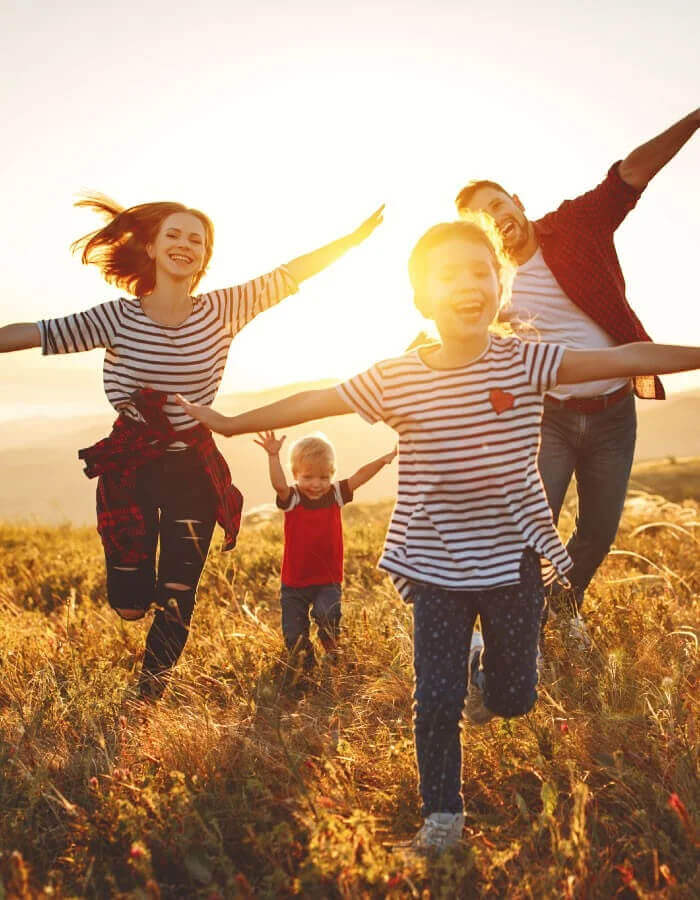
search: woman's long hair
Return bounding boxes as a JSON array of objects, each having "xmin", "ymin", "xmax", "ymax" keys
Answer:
[{"xmin": 71, "ymin": 194, "xmax": 215, "ymax": 296}]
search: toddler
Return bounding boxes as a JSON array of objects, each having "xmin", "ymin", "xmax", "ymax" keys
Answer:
[{"xmin": 255, "ymin": 429, "xmax": 395, "ymax": 671}]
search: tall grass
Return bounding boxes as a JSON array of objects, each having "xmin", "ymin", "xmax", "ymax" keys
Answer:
[{"xmin": 0, "ymin": 479, "xmax": 697, "ymax": 897}]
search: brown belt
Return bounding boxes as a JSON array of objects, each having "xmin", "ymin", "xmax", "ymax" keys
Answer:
[{"xmin": 544, "ymin": 381, "xmax": 633, "ymax": 414}]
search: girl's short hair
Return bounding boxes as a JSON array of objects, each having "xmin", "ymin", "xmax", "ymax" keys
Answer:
[
  {"xmin": 71, "ymin": 194, "xmax": 215, "ymax": 297},
  {"xmin": 288, "ymin": 432, "xmax": 336, "ymax": 475},
  {"xmin": 408, "ymin": 215, "xmax": 515, "ymax": 323}
]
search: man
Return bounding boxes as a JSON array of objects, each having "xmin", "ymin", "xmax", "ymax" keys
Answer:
[{"xmin": 455, "ymin": 107, "xmax": 699, "ymax": 636}]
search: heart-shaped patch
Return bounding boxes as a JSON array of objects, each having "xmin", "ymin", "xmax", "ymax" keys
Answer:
[{"xmin": 489, "ymin": 388, "xmax": 515, "ymax": 414}]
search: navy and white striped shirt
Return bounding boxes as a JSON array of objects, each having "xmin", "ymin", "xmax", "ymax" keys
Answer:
[
  {"xmin": 37, "ymin": 267, "xmax": 297, "ymax": 446},
  {"xmin": 336, "ymin": 335, "xmax": 572, "ymax": 596}
]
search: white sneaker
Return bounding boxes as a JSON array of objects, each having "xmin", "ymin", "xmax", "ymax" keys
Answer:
[
  {"xmin": 465, "ymin": 631, "xmax": 494, "ymax": 725},
  {"xmin": 406, "ymin": 812, "xmax": 465, "ymax": 855},
  {"xmin": 568, "ymin": 614, "xmax": 591, "ymax": 649}
]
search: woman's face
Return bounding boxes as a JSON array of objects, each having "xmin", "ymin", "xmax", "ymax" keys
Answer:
[{"xmin": 148, "ymin": 212, "xmax": 207, "ymax": 287}]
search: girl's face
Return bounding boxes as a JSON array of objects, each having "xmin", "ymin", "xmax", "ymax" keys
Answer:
[
  {"xmin": 421, "ymin": 238, "xmax": 501, "ymax": 343},
  {"xmin": 147, "ymin": 212, "xmax": 207, "ymax": 288},
  {"xmin": 294, "ymin": 459, "xmax": 333, "ymax": 500}
]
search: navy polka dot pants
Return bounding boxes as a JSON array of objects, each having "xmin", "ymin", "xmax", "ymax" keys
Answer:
[{"xmin": 411, "ymin": 548, "xmax": 545, "ymax": 816}]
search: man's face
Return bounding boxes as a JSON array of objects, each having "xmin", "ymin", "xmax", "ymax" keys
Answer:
[
  {"xmin": 461, "ymin": 186, "xmax": 530, "ymax": 256},
  {"xmin": 420, "ymin": 237, "xmax": 500, "ymax": 343}
]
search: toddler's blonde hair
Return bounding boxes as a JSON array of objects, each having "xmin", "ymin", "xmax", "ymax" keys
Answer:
[{"xmin": 288, "ymin": 432, "xmax": 336, "ymax": 476}]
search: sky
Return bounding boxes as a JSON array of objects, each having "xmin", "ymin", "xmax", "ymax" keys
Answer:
[{"xmin": 1, "ymin": 0, "xmax": 699, "ymax": 417}]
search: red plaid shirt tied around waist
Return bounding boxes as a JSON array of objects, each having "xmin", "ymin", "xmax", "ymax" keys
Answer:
[
  {"xmin": 79, "ymin": 389, "xmax": 243, "ymax": 566},
  {"xmin": 534, "ymin": 161, "xmax": 663, "ymax": 400}
]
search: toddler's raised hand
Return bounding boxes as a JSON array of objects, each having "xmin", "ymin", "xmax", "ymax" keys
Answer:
[{"xmin": 254, "ymin": 430, "xmax": 286, "ymax": 455}]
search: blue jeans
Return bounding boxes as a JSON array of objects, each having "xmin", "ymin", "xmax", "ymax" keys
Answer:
[
  {"xmin": 280, "ymin": 583, "xmax": 342, "ymax": 666},
  {"xmin": 538, "ymin": 393, "xmax": 636, "ymax": 613},
  {"xmin": 412, "ymin": 549, "xmax": 544, "ymax": 816}
]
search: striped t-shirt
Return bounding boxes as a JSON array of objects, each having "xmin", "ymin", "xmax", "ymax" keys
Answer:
[
  {"xmin": 336, "ymin": 335, "xmax": 572, "ymax": 597},
  {"xmin": 37, "ymin": 267, "xmax": 297, "ymax": 446}
]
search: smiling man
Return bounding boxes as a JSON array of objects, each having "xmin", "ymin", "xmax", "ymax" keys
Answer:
[{"xmin": 455, "ymin": 107, "xmax": 699, "ymax": 637}]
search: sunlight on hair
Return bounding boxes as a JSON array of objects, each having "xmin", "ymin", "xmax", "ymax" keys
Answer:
[{"xmin": 457, "ymin": 209, "xmax": 516, "ymax": 314}]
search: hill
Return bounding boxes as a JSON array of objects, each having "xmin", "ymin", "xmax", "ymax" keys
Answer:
[
  {"xmin": 0, "ymin": 460, "xmax": 697, "ymax": 897},
  {"xmin": 1, "ymin": 385, "xmax": 699, "ymax": 524}
]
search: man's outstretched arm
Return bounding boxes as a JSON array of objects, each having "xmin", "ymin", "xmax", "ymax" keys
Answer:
[{"xmin": 619, "ymin": 107, "xmax": 699, "ymax": 191}]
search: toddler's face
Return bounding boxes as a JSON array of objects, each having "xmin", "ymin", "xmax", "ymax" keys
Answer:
[{"xmin": 294, "ymin": 459, "xmax": 333, "ymax": 500}]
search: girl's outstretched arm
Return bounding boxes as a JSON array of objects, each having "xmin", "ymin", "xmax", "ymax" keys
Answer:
[
  {"xmin": 175, "ymin": 387, "xmax": 353, "ymax": 437},
  {"xmin": 284, "ymin": 206, "xmax": 384, "ymax": 284},
  {"xmin": 347, "ymin": 446, "xmax": 397, "ymax": 492},
  {"xmin": 0, "ymin": 323, "xmax": 41, "ymax": 352},
  {"xmin": 557, "ymin": 343, "xmax": 700, "ymax": 384}
]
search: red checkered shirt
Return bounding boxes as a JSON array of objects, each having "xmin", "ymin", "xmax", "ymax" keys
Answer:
[
  {"xmin": 78, "ymin": 389, "xmax": 243, "ymax": 566},
  {"xmin": 534, "ymin": 161, "xmax": 663, "ymax": 400}
]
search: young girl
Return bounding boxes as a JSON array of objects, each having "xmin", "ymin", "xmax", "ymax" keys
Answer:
[
  {"xmin": 176, "ymin": 217, "xmax": 700, "ymax": 852},
  {"xmin": 0, "ymin": 194, "xmax": 383, "ymax": 700},
  {"xmin": 255, "ymin": 430, "xmax": 395, "ymax": 675}
]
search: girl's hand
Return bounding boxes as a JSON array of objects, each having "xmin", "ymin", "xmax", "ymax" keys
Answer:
[
  {"xmin": 253, "ymin": 430, "xmax": 286, "ymax": 456},
  {"xmin": 174, "ymin": 394, "xmax": 232, "ymax": 435},
  {"xmin": 351, "ymin": 205, "xmax": 385, "ymax": 246},
  {"xmin": 382, "ymin": 445, "xmax": 398, "ymax": 465}
]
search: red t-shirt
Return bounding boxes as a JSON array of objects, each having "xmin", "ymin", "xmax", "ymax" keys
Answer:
[{"xmin": 277, "ymin": 480, "xmax": 353, "ymax": 587}]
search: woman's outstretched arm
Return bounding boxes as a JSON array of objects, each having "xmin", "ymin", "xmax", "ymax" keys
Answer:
[
  {"xmin": 175, "ymin": 387, "xmax": 353, "ymax": 437},
  {"xmin": 284, "ymin": 206, "xmax": 384, "ymax": 284},
  {"xmin": 558, "ymin": 343, "xmax": 700, "ymax": 384},
  {"xmin": 0, "ymin": 323, "xmax": 41, "ymax": 352}
]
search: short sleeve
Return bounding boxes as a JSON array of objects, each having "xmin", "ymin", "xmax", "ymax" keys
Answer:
[
  {"xmin": 276, "ymin": 486, "xmax": 300, "ymax": 511},
  {"xmin": 37, "ymin": 300, "xmax": 119, "ymax": 355},
  {"xmin": 336, "ymin": 363, "xmax": 385, "ymax": 424},
  {"xmin": 520, "ymin": 341, "xmax": 566, "ymax": 394},
  {"xmin": 334, "ymin": 479, "xmax": 353, "ymax": 507}
]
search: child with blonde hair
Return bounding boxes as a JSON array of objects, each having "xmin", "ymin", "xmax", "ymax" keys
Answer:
[{"xmin": 254, "ymin": 429, "xmax": 395, "ymax": 672}]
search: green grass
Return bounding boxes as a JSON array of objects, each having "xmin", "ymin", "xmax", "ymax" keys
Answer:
[{"xmin": 0, "ymin": 460, "xmax": 698, "ymax": 898}]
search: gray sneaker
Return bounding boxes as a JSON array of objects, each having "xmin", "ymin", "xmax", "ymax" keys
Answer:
[
  {"xmin": 405, "ymin": 812, "xmax": 465, "ymax": 855},
  {"xmin": 465, "ymin": 631, "xmax": 494, "ymax": 725}
]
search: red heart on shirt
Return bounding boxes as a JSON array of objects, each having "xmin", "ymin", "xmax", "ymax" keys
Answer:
[{"xmin": 490, "ymin": 388, "xmax": 515, "ymax": 414}]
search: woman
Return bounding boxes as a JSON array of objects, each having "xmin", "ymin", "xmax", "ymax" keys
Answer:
[{"xmin": 0, "ymin": 194, "xmax": 383, "ymax": 699}]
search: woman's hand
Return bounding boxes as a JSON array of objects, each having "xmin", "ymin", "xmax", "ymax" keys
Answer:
[
  {"xmin": 174, "ymin": 394, "xmax": 233, "ymax": 436},
  {"xmin": 351, "ymin": 205, "xmax": 385, "ymax": 246},
  {"xmin": 253, "ymin": 430, "xmax": 286, "ymax": 456}
]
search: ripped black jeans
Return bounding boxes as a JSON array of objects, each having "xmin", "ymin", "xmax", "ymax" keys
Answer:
[{"xmin": 105, "ymin": 449, "xmax": 217, "ymax": 698}]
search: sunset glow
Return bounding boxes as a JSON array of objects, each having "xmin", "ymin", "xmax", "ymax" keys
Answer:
[{"xmin": 1, "ymin": 0, "xmax": 698, "ymax": 411}]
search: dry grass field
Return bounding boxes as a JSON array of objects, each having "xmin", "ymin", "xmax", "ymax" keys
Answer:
[{"xmin": 0, "ymin": 459, "xmax": 698, "ymax": 898}]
